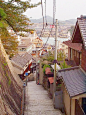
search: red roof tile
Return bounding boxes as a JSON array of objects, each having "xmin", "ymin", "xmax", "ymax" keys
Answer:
[
  {"xmin": 48, "ymin": 77, "xmax": 54, "ymax": 84},
  {"xmin": 36, "ymin": 37, "xmax": 42, "ymax": 41},
  {"xmin": 45, "ymin": 67, "xmax": 52, "ymax": 74},
  {"xmin": 63, "ymin": 40, "xmax": 82, "ymax": 52}
]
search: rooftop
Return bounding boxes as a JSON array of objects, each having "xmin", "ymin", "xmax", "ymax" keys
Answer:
[
  {"xmin": 58, "ymin": 66, "xmax": 86, "ymax": 97},
  {"xmin": 63, "ymin": 40, "xmax": 82, "ymax": 52},
  {"xmin": 72, "ymin": 15, "xmax": 86, "ymax": 49},
  {"xmin": 11, "ymin": 53, "xmax": 32, "ymax": 68},
  {"xmin": 18, "ymin": 39, "xmax": 32, "ymax": 48}
]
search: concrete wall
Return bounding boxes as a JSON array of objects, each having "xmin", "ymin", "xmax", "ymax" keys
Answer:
[
  {"xmin": 55, "ymin": 91, "xmax": 64, "ymax": 109},
  {"xmin": 0, "ymin": 39, "xmax": 22, "ymax": 87},
  {"xmin": 0, "ymin": 39, "xmax": 22, "ymax": 115}
]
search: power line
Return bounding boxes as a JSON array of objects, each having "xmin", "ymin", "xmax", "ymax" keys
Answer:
[
  {"xmin": 41, "ymin": 27, "xmax": 54, "ymax": 49},
  {"xmin": 36, "ymin": 0, "xmax": 56, "ymax": 49}
]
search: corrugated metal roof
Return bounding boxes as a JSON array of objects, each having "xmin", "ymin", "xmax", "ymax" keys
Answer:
[{"xmin": 58, "ymin": 67, "xmax": 86, "ymax": 97}]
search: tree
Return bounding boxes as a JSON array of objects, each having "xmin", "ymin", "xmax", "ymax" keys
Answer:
[
  {"xmin": 57, "ymin": 50, "xmax": 66, "ymax": 61},
  {"xmin": 47, "ymin": 51, "xmax": 54, "ymax": 62},
  {"xmin": 0, "ymin": 0, "xmax": 40, "ymax": 56},
  {"xmin": 0, "ymin": 8, "xmax": 7, "ymax": 27}
]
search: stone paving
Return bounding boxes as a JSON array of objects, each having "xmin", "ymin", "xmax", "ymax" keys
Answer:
[{"xmin": 24, "ymin": 81, "xmax": 62, "ymax": 115}]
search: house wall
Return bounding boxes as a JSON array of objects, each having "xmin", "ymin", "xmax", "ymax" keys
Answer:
[
  {"xmin": 68, "ymin": 47, "xmax": 71, "ymax": 60},
  {"xmin": 18, "ymin": 45, "xmax": 32, "ymax": 55},
  {"xmin": 71, "ymin": 99, "xmax": 75, "ymax": 115},
  {"xmin": 68, "ymin": 48, "xmax": 81, "ymax": 66},
  {"xmin": 12, "ymin": 64, "xmax": 23, "ymax": 74},
  {"xmin": 59, "ymin": 41, "xmax": 68, "ymax": 57},
  {"xmin": 33, "ymin": 39, "xmax": 43, "ymax": 48},
  {"xmin": 63, "ymin": 83, "xmax": 70, "ymax": 115},
  {"xmin": 81, "ymin": 48, "xmax": 86, "ymax": 72},
  {"xmin": 27, "ymin": 45, "xmax": 32, "ymax": 53}
]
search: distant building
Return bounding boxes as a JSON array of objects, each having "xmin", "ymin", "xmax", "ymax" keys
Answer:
[
  {"xmin": 11, "ymin": 52, "xmax": 32, "ymax": 80},
  {"xmin": 32, "ymin": 37, "xmax": 43, "ymax": 48},
  {"xmin": 47, "ymin": 45, "xmax": 52, "ymax": 52},
  {"xmin": 58, "ymin": 41, "xmax": 68, "ymax": 57},
  {"xmin": 18, "ymin": 38, "xmax": 32, "ymax": 55}
]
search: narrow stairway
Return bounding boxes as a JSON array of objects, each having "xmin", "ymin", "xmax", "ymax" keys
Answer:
[{"xmin": 24, "ymin": 81, "xmax": 62, "ymax": 115}]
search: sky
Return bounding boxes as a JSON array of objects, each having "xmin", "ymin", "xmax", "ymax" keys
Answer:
[{"xmin": 24, "ymin": 0, "xmax": 86, "ymax": 20}]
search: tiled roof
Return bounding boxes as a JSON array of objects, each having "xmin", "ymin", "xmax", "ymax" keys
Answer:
[
  {"xmin": 11, "ymin": 53, "xmax": 32, "ymax": 68},
  {"xmin": 48, "ymin": 77, "xmax": 54, "ymax": 84},
  {"xmin": 22, "ymin": 52, "xmax": 32, "ymax": 61},
  {"xmin": 36, "ymin": 37, "xmax": 42, "ymax": 41},
  {"xmin": 72, "ymin": 15, "xmax": 86, "ymax": 49},
  {"xmin": 78, "ymin": 16, "xmax": 86, "ymax": 48},
  {"xmin": 63, "ymin": 40, "xmax": 82, "ymax": 52},
  {"xmin": 45, "ymin": 67, "xmax": 52, "ymax": 74},
  {"xmin": 33, "ymin": 37, "xmax": 43, "ymax": 42},
  {"xmin": 58, "ymin": 66, "xmax": 86, "ymax": 97}
]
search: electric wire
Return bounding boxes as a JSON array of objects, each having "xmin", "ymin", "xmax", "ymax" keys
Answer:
[
  {"xmin": 42, "ymin": 27, "xmax": 53, "ymax": 49},
  {"xmin": 36, "ymin": 0, "xmax": 56, "ymax": 52}
]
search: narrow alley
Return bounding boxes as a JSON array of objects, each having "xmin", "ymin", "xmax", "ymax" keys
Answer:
[{"xmin": 24, "ymin": 81, "xmax": 62, "ymax": 115}]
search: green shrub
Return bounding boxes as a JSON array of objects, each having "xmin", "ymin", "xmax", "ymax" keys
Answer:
[
  {"xmin": 3, "ymin": 62, "xmax": 7, "ymax": 66},
  {"xmin": 8, "ymin": 77, "xmax": 11, "ymax": 86},
  {"xmin": 41, "ymin": 63, "xmax": 45, "ymax": 68},
  {"xmin": 60, "ymin": 61, "xmax": 71, "ymax": 69}
]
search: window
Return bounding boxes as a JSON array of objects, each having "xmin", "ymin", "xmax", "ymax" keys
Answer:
[
  {"xmin": 22, "ymin": 48, "xmax": 26, "ymax": 51},
  {"xmin": 62, "ymin": 45, "xmax": 65, "ymax": 47},
  {"xmin": 38, "ymin": 43, "xmax": 40, "ymax": 46}
]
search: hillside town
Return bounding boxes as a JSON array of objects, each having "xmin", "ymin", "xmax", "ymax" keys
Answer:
[{"xmin": 1, "ymin": 0, "xmax": 86, "ymax": 115}]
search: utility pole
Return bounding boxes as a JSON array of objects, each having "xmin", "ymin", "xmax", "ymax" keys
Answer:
[
  {"xmin": 36, "ymin": 47, "xmax": 38, "ymax": 84},
  {"xmin": 53, "ymin": 19, "xmax": 58, "ymax": 104}
]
